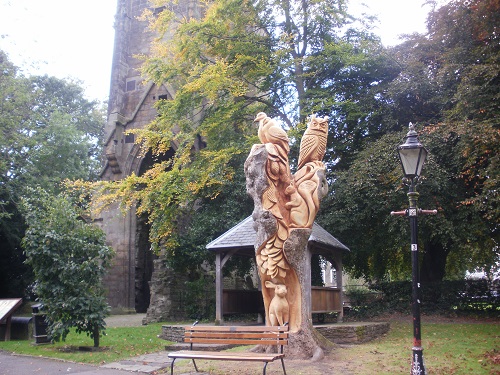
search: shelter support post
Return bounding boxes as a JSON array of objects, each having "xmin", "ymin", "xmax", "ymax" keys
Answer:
[
  {"xmin": 215, "ymin": 249, "xmax": 239, "ymax": 325},
  {"xmin": 336, "ymin": 256, "xmax": 343, "ymax": 322},
  {"xmin": 215, "ymin": 253, "xmax": 223, "ymax": 325}
]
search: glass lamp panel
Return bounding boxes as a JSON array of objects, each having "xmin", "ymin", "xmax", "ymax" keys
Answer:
[
  {"xmin": 398, "ymin": 147, "xmax": 427, "ymax": 178},
  {"xmin": 415, "ymin": 147, "xmax": 428, "ymax": 177}
]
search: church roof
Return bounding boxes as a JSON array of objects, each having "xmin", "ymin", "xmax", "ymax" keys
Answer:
[{"xmin": 206, "ymin": 216, "xmax": 349, "ymax": 252}]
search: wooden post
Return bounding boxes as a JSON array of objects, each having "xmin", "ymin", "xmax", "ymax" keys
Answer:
[
  {"xmin": 215, "ymin": 252, "xmax": 223, "ymax": 325},
  {"xmin": 214, "ymin": 250, "xmax": 238, "ymax": 325},
  {"xmin": 4, "ymin": 316, "xmax": 12, "ymax": 341},
  {"xmin": 336, "ymin": 255, "xmax": 344, "ymax": 322}
]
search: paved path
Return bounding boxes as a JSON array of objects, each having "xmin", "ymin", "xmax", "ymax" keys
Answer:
[
  {"xmin": 105, "ymin": 314, "xmax": 147, "ymax": 328},
  {"xmin": 0, "ymin": 350, "xmax": 149, "ymax": 374},
  {"xmin": 100, "ymin": 351, "xmax": 172, "ymax": 373},
  {"xmin": 101, "ymin": 315, "xmax": 174, "ymax": 374}
]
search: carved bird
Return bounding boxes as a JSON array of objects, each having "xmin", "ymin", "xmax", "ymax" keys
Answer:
[
  {"xmin": 297, "ymin": 115, "xmax": 329, "ymax": 170},
  {"xmin": 254, "ymin": 112, "xmax": 290, "ymax": 159}
]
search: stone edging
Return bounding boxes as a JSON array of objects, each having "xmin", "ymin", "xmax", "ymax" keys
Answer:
[{"xmin": 160, "ymin": 322, "xmax": 390, "ymax": 345}]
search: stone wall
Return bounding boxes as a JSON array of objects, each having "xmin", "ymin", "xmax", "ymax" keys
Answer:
[
  {"xmin": 142, "ymin": 256, "xmax": 189, "ymax": 324},
  {"xmin": 159, "ymin": 325, "xmax": 186, "ymax": 342},
  {"xmin": 98, "ymin": 204, "xmax": 136, "ymax": 312},
  {"xmin": 159, "ymin": 322, "xmax": 390, "ymax": 344}
]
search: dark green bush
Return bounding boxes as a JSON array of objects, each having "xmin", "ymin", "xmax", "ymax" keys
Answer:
[
  {"xmin": 346, "ymin": 280, "xmax": 499, "ymax": 319},
  {"xmin": 183, "ymin": 275, "xmax": 216, "ymax": 320}
]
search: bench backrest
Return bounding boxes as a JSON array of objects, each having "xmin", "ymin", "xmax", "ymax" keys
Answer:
[{"xmin": 184, "ymin": 325, "xmax": 289, "ymax": 350}]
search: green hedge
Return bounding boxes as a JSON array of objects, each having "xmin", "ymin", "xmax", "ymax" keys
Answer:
[{"xmin": 345, "ymin": 280, "xmax": 499, "ymax": 318}]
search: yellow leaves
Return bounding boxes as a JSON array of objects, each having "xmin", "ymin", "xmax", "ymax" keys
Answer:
[
  {"xmin": 149, "ymin": 42, "xmax": 171, "ymax": 61},
  {"xmin": 65, "ymin": 175, "xmax": 145, "ymax": 218},
  {"xmin": 184, "ymin": 148, "xmax": 237, "ymax": 194},
  {"xmin": 68, "ymin": 150, "xmax": 236, "ymax": 248},
  {"xmin": 61, "ymin": 1, "xmax": 270, "ymax": 258},
  {"xmin": 150, "ymin": 0, "xmax": 173, "ymax": 7},
  {"xmin": 138, "ymin": 2, "xmax": 176, "ymax": 35},
  {"xmin": 129, "ymin": 125, "xmax": 173, "ymax": 158},
  {"xmin": 183, "ymin": 59, "xmax": 248, "ymax": 101}
]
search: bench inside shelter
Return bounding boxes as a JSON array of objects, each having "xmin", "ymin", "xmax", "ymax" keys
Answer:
[{"xmin": 209, "ymin": 216, "xmax": 349, "ymax": 324}]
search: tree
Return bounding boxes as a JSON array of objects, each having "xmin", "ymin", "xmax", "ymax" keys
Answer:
[
  {"xmin": 321, "ymin": 0, "xmax": 500, "ymax": 282},
  {"xmin": 302, "ymin": 32, "xmax": 401, "ymax": 171},
  {"xmin": 85, "ymin": 0, "xmax": 388, "ymax": 262},
  {"xmin": 385, "ymin": 0, "xmax": 500, "ymax": 126},
  {"xmin": 0, "ymin": 51, "xmax": 33, "ymax": 297},
  {"xmin": 166, "ymin": 152, "xmax": 255, "ymax": 275},
  {"xmin": 0, "ymin": 50, "xmax": 106, "ymax": 298},
  {"xmin": 21, "ymin": 188, "xmax": 114, "ymax": 348},
  {"xmin": 322, "ymin": 126, "xmax": 497, "ymax": 282}
]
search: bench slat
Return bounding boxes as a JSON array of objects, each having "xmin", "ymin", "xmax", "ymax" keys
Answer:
[
  {"xmin": 168, "ymin": 350, "xmax": 284, "ymax": 362},
  {"xmin": 184, "ymin": 337, "xmax": 288, "ymax": 346},
  {"xmin": 184, "ymin": 325, "xmax": 288, "ymax": 333},
  {"xmin": 185, "ymin": 332, "xmax": 288, "ymax": 340}
]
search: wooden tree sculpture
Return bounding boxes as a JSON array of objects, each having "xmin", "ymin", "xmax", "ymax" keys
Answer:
[{"xmin": 244, "ymin": 112, "xmax": 331, "ymax": 360}]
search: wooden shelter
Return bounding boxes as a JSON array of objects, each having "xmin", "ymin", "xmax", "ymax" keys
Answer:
[{"xmin": 207, "ymin": 216, "xmax": 349, "ymax": 324}]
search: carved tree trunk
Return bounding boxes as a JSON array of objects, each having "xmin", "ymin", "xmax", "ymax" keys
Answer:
[{"xmin": 245, "ymin": 143, "xmax": 333, "ymax": 360}]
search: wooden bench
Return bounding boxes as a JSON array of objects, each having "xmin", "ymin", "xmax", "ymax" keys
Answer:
[{"xmin": 168, "ymin": 324, "xmax": 288, "ymax": 375}]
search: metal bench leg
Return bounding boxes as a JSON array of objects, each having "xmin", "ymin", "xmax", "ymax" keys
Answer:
[
  {"xmin": 281, "ymin": 358, "xmax": 287, "ymax": 375},
  {"xmin": 170, "ymin": 358, "xmax": 176, "ymax": 375},
  {"xmin": 263, "ymin": 362, "xmax": 268, "ymax": 375},
  {"xmin": 192, "ymin": 358, "xmax": 199, "ymax": 372}
]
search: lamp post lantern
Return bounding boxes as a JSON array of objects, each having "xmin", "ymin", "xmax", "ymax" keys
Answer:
[
  {"xmin": 397, "ymin": 123, "xmax": 428, "ymax": 180},
  {"xmin": 391, "ymin": 123, "xmax": 436, "ymax": 375}
]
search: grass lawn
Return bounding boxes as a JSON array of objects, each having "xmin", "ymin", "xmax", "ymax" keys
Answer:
[
  {"xmin": 0, "ymin": 322, "xmax": 170, "ymax": 365},
  {"xmin": 336, "ymin": 321, "xmax": 500, "ymax": 375},
  {"xmin": 0, "ymin": 320, "xmax": 498, "ymax": 374}
]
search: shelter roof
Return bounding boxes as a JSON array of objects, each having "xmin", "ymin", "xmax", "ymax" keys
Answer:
[{"xmin": 206, "ymin": 216, "xmax": 349, "ymax": 252}]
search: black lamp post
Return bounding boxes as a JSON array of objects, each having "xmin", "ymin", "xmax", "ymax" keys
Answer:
[{"xmin": 391, "ymin": 123, "xmax": 436, "ymax": 375}]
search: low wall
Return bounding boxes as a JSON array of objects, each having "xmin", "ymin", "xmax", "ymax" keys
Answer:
[
  {"xmin": 160, "ymin": 325, "xmax": 186, "ymax": 342},
  {"xmin": 160, "ymin": 322, "xmax": 390, "ymax": 344}
]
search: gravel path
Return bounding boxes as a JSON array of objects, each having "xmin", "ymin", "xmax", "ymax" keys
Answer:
[{"xmin": 105, "ymin": 314, "xmax": 146, "ymax": 327}]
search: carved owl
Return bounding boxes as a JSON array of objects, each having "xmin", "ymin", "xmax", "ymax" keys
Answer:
[{"xmin": 297, "ymin": 115, "xmax": 329, "ymax": 170}]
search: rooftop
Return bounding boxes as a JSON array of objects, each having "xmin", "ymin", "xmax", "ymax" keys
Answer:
[{"xmin": 206, "ymin": 216, "xmax": 349, "ymax": 252}]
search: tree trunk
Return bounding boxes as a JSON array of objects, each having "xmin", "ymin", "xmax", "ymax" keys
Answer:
[
  {"xmin": 93, "ymin": 324, "xmax": 100, "ymax": 348},
  {"xmin": 245, "ymin": 143, "xmax": 333, "ymax": 360},
  {"xmin": 420, "ymin": 240, "xmax": 448, "ymax": 283}
]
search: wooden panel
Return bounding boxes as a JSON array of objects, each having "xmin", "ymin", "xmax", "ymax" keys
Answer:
[
  {"xmin": 222, "ymin": 288, "xmax": 342, "ymax": 315},
  {"xmin": 186, "ymin": 332, "xmax": 288, "ymax": 339},
  {"xmin": 184, "ymin": 325, "xmax": 288, "ymax": 333},
  {"xmin": 169, "ymin": 350, "xmax": 284, "ymax": 362},
  {"xmin": 0, "ymin": 299, "xmax": 22, "ymax": 323},
  {"xmin": 311, "ymin": 287, "xmax": 341, "ymax": 313},
  {"xmin": 0, "ymin": 298, "xmax": 23, "ymax": 341},
  {"xmin": 184, "ymin": 338, "xmax": 288, "ymax": 346},
  {"xmin": 182, "ymin": 325, "xmax": 289, "ymax": 347}
]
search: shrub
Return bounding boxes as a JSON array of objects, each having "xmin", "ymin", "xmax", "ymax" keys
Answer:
[
  {"xmin": 348, "ymin": 280, "xmax": 500, "ymax": 319},
  {"xmin": 21, "ymin": 188, "xmax": 114, "ymax": 347}
]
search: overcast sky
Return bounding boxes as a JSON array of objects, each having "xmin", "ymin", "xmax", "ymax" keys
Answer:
[{"xmin": 0, "ymin": 0, "xmax": 443, "ymax": 102}]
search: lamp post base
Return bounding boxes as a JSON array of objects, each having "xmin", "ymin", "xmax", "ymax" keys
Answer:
[{"xmin": 411, "ymin": 346, "xmax": 426, "ymax": 375}]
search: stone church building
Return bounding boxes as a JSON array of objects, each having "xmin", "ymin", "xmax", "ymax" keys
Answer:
[{"xmin": 100, "ymin": 0, "xmax": 203, "ymax": 314}]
